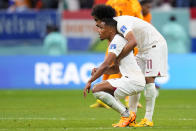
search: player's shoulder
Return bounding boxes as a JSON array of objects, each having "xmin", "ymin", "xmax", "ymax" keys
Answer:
[
  {"xmin": 114, "ymin": 34, "xmax": 125, "ymax": 40},
  {"xmin": 111, "ymin": 34, "xmax": 127, "ymax": 45},
  {"xmin": 114, "ymin": 15, "xmax": 138, "ymax": 22}
]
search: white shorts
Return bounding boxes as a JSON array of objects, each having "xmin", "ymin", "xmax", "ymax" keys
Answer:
[
  {"xmin": 107, "ymin": 77, "xmax": 144, "ymax": 99},
  {"xmin": 136, "ymin": 40, "xmax": 168, "ymax": 77}
]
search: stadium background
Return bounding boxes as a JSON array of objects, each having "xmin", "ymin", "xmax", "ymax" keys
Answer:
[{"xmin": 0, "ymin": 0, "xmax": 196, "ymax": 130}]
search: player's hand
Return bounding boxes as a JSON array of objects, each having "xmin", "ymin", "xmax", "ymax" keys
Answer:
[
  {"xmin": 83, "ymin": 81, "xmax": 91, "ymax": 98},
  {"xmin": 91, "ymin": 68, "xmax": 97, "ymax": 76}
]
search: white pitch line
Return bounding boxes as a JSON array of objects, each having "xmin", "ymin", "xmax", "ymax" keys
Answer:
[
  {"xmin": 0, "ymin": 117, "xmax": 195, "ymax": 121},
  {"xmin": 0, "ymin": 117, "xmax": 96, "ymax": 121},
  {"xmin": 0, "ymin": 117, "xmax": 67, "ymax": 120},
  {"xmin": 157, "ymin": 105, "xmax": 196, "ymax": 109},
  {"xmin": 0, "ymin": 127, "xmax": 194, "ymax": 131}
]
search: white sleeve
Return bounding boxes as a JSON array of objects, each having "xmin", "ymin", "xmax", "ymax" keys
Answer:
[
  {"xmin": 117, "ymin": 18, "xmax": 133, "ymax": 37},
  {"xmin": 108, "ymin": 35, "xmax": 126, "ymax": 57}
]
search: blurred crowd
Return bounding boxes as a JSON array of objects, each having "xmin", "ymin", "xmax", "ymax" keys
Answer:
[{"xmin": 0, "ymin": 0, "xmax": 196, "ymax": 12}]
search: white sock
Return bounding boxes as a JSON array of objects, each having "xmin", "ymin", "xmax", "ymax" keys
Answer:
[
  {"xmin": 144, "ymin": 83, "xmax": 157, "ymax": 121},
  {"xmin": 129, "ymin": 93, "xmax": 141, "ymax": 113},
  {"xmin": 93, "ymin": 91, "xmax": 128, "ymax": 117}
]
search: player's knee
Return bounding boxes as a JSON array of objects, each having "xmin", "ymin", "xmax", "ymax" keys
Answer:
[
  {"xmin": 93, "ymin": 92, "xmax": 99, "ymax": 99},
  {"xmin": 92, "ymin": 84, "xmax": 99, "ymax": 93},
  {"xmin": 93, "ymin": 91, "xmax": 104, "ymax": 100},
  {"xmin": 114, "ymin": 89, "xmax": 126, "ymax": 100}
]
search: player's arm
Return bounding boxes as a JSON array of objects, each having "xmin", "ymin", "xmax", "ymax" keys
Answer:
[
  {"xmin": 116, "ymin": 31, "xmax": 137, "ymax": 62},
  {"xmin": 88, "ymin": 52, "xmax": 116, "ymax": 83},
  {"xmin": 91, "ymin": 64, "xmax": 119, "ymax": 75},
  {"xmin": 104, "ymin": 64, "xmax": 119, "ymax": 74},
  {"xmin": 84, "ymin": 53, "xmax": 116, "ymax": 97}
]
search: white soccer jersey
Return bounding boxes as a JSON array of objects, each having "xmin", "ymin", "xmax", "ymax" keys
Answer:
[
  {"xmin": 108, "ymin": 34, "xmax": 145, "ymax": 86},
  {"xmin": 113, "ymin": 16, "xmax": 168, "ymax": 77},
  {"xmin": 114, "ymin": 16, "xmax": 165, "ymax": 52}
]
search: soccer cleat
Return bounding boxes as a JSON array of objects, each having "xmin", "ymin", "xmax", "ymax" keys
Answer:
[
  {"xmin": 129, "ymin": 120, "xmax": 137, "ymax": 127},
  {"xmin": 112, "ymin": 117, "xmax": 131, "ymax": 127},
  {"xmin": 129, "ymin": 111, "xmax": 136, "ymax": 123},
  {"xmin": 135, "ymin": 118, "xmax": 154, "ymax": 127},
  {"xmin": 89, "ymin": 99, "xmax": 110, "ymax": 109},
  {"xmin": 128, "ymin": 111, "xmax": 137, "ymax": 127},
  {"xmin": 112, "ymin": 112, "xmax": 136, "ymax": 127}
]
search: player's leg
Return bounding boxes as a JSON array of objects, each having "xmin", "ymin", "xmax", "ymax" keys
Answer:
[
  {"xmin": 135, "ymin": 77, "xmax": 156, "ymax": 127},
  {"xmin": 125, "ymin": 47, "xmax": 143, "ymax": 109},
  {"xmin": 135, "ymin": 52, "xmax": 157, "ymax": 127},
  {"xmin": 92, "ymin": 81, "xmax": 132, "ymax": 127},
  {"xmin": 136, "ymin": 41, "xmax": 168, "ymax": 127},
  {"xmin": 129, "ymin": 93, "xmax": 141, "ymax": 113},
  {"xmin": 107, "ymin": 78, "xmax": 144, "ymax": 127},
  {"xmin": 127, "ymin": 93, "xmax": 141, "ymax": 127},
  {"xmin": 112, "ymin": 88, "xmax": 137, "ymax": 127},
  {"xmin": 127, "ymin": 53, "xmax": 145, "ymax": 115},
  {"xmin": 92, "ymin": 81, "xmax": 129, "ymax": 117},
  {"xmin": 90, "ymin": 74, "xmax": 121, "ymax": 109}
]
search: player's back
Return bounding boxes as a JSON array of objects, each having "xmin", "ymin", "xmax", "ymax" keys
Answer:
[
  {"xmin": 109, "ymin": 34, "xmax": 145, "ymax": 86},
  {"xmin": 114, "ymin": 16, "xmax": 165, "ymax": 52}
]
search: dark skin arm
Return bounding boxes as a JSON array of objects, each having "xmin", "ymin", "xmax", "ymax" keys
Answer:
[
  {"xmin": 83, "ymin": 52, "xmax": 116, "ymax": 97},
  {"xmin": 91, "ymin": 65, "xmax": 119, "ymax": 75},
  {"xmin": 116, "ymin": 31, "xmax": 137, "ymax": 63},
  {"xmin": 103, "ymin": 64, "xmax": 120, "ymax": 74}
]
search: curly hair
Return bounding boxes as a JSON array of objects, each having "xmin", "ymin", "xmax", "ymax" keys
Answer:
[
  {"xmin": 91, "ymin": 4, "xmax": 116, "ymax": 21},
  {"xmin": 102, "ymin": 18, "xmax": 117, "ymax": 28}
]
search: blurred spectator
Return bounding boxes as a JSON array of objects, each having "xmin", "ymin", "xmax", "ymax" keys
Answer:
[
  {"xmin": 40, "ymin": 0, "xmax": 58, "ymax": 9},
  {"xmin": 140, "ymin": 0, "xmax": 153, "ymax": 23},
  {"xmin": 162, "ymin": 15, "xmax": 189, "ymax": 53},
  {"xmin": 106, "ymin": 0, "xmax": 143, "ymax": 18},
  {"xmin": 152, "ymin": 0, "xmax": 176, "ymax": 9},
  {"xmin": 175, "ymin": 0, "xmax": 190, "ymax": 7},
  {"xmin": 32, "ymin": 0, "xmax": 58, "ymax": 9},
  {"xmin": 43, "ymin": 25, "xmax": 68, "ymax": 55},
  {"xmin": 151, "ymin": 0, "xmax": 163, "ymax": 7},
  {"xmin": 7, "ymin": 0, "xmax": 31, "ymax": 12},
  {"xmin": 190, "ymin": 0, "xmax": 196, "ymax": 7},
  {"xmin": 80, "ymin": 0, "xmax": 94, "ymax": 9},
  {"xmin": 154, "ymin": 1, "xmax": 172, "ymax": 10},
  {"xmin": 172, "ymin": 0, "xmax": 196, "ymax": 7},
  {"xmin": 0, "ymin": 0, "xmax": 9, "ymax": 9},
  {"xmin": 58, "ymin": 0, "xmax": 79, "ymax": 11},
  {"xmin": 31, "ymin": 0, "xmax": 43, "ymax": 9}
]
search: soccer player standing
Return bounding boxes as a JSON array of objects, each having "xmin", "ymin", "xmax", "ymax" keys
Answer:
[
  {"xmin": 91, "ymin": 5, "xmax": 168, "ymax": 127},
  {"xmin": 90, "ymin": 0, "xmax": 144, "ymax": 109},
  {"xmin": 84, "ymin": 11, "xmax": 146, "ymax": 127}
]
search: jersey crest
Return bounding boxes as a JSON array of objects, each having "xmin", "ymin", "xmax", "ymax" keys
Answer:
[
  {"xmin": 120, "ymin": 25, "xmax": 127, "ymax": 33},
  {"xmin": 109, "ymin": 44, "xmax": 116, "ymax": 49}
]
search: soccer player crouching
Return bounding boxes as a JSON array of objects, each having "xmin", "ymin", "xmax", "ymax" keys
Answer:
[
  {"xmin": 83, "ymin": 8, "xmax": 146, "ymax": 127},
  {"xmin": 91, "ymin": 5, "xmax": 168, "ymax": 127}
]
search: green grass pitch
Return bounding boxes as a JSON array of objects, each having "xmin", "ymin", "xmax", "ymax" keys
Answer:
[{"xmin": 0, "ymin": 90, "xmax": 196, "ymax": 131}]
